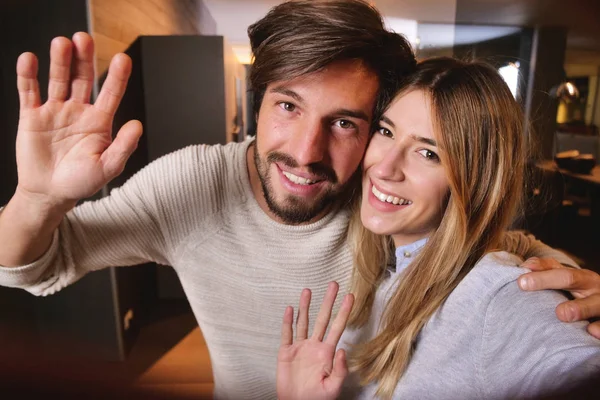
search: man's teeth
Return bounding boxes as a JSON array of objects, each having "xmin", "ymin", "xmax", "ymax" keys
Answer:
[
  {"xmin": 283, "ymin": 171, "xmax": 317, "ymax": 185},
  {"xmin": 372, "ymin": 185, "xmax": 412, "ymax": 205}
]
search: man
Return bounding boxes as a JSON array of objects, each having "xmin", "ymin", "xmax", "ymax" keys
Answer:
[{"xmin": 0, "ymin": 1, "xmax": 599, "ymax": 398}]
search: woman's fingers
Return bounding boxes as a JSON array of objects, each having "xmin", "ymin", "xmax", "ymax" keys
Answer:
[
  {"xmin": 296, "ymin": 288, "xmax": 311, "ymax": 341},
  {"xmin": 281, "ymin": 306, "xmax": 294, "ymax": 346},
  {"xmin": 290, "ymin": 282, "xmax": 349, "ymax": 344},
  {"xmin": 48, "ymin": 37, "xmax": 73, "ymax": 101},
  {"xmin": 312, "ymin": 282, "xmax": 339, "ymax": 341},
  {"xmin": 16, "ymin": 52, "xmax": 41, "ymax": 110},
  {"xmin": 329, "ymin": 349, "xmax": 349, "ymax": 388},
  {"xmin": 70, "ymin": 32, "xmax": 95, "ymax": 103},
  {"xmin": 324, "ymin": 293, "xmax": 354, "ymax": 347}
]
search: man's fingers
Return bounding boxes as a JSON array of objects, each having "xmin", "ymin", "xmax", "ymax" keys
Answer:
[
  {"xmin": 296, "ymin": 289, "xmax": 311, "ymax": 341},
  {"xmin": 48, "ymin": 37, "xmax": 73, "ymax": 101},
  {"xmin": 587, "ymin": 320, "xmax": 600, "ymax": 340},
  {"xmin": 70, "ymin": 32, "xmax": 95, "ymax": 103},
  {"xmin": 100, "ymin": 119, "xmax": 142, "ymax": 180},
  {"xmin": 521, "ymin": 257, "xmax": 563, "ymax": 271},
  {"xmin": 281, "ymin": 306, "xmax": 294, "ymax": 346},
  {"xmin": 16, "ymin": 52, "xmax": 41, "ymax": 110},
  {"xmin": 94, "ymin": 53, "xmax": 132, "ymax": 115},
  {"xmin": 518, "ymin": 268, "xmax": 600, "ymax": 296},
  {"xmin": 324, "ymin": 293, "xmax": 354, "ymax": 347},
  {"xmin": 312, "ymin": 281, "xmax": 339, "ymax": 341},
  {"xmin": 556, "ymin": 295, "xmax": 600, "ymax": 323}
]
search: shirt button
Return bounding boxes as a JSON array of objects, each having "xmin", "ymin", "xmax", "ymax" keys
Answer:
[{"xmin": 404, "ymin": 251, "xmax": 411, "ymax": 258}]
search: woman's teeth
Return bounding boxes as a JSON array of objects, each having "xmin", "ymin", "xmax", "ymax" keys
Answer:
[
  {"xmin": 283, "ymin": 171, "xmax": 316, "ymax": 185},
  {"xmin": 372, "ymin": 185, "xmax": 412, "ymax": 205}
]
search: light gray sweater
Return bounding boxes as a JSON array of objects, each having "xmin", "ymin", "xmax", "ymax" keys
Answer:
[
  {"xmin": 339, "ymin": 239, "xmax": 600, "ymax": 400},
  {"xmin": 0, "ymin": 140, "xmax": 579, "ymax": 399}
]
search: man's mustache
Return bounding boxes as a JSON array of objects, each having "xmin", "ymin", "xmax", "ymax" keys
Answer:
[{"xmin": 266, "ymin": 152, "xmax": 338, "ymax": 184}]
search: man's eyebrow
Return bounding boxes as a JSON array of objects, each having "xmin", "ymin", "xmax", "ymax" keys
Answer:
[
  {"xmin": 410, "ymin": 134, "xmax": 437, "ymax": 147},
  {"xmin": 269, "ymin": 87, "xmax": 370, "ymax": 122},
  {"xmin": 269, "ymin": 87, "xmax": 304, "ymax": 104},
  {"xmin": 335, "ymin": 109, "xmax": 370, "ymax": 122}
]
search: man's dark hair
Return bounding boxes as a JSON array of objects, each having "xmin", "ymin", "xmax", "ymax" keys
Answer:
[{"xmin": 247, "ymin": 0, "xmax": 416, "ymax": 123}]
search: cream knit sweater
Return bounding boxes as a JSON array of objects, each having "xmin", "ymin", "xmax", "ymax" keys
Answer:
[{"xmin": 0, "ymin": 139, "xmax": 574, "ymax": 399}]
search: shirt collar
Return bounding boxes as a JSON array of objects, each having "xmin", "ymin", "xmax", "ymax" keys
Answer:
[{"xmin": 393, "ymin": 237, "xmax": 429, "ymax": 276}]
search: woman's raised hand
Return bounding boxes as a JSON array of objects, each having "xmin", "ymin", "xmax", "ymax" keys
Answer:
[{"xmin": 277, "ymin": 282, "xmax": 355, "ymax": 400}]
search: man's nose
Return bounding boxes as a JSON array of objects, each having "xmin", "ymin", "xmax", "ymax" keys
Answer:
[{"xmin": 290, "ymin": 120, "xmax": 328, "ymax": 166}]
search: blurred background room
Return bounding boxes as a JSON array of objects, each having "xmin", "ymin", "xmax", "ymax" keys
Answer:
[{"xmin": 0, "ymin": 0, "xmax": 599, "ymax": 398}]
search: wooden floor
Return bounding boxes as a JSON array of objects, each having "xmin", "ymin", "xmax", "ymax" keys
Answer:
[
  {"xmin": 0, "ymin": 303, "xmax": 213, "ymax": 399},
  {"xmin": 134, "ymin": 327, "xmax": 213, "ymax": 398},
  {"xmin": 125, "ymin": 303, "xmax": 214, "ymax": 399}
]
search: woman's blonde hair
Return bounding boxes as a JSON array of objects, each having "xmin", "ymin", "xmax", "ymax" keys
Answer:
[{"xmin": 347, "ymin": 57, "xmax": 527, "ymax": 398}]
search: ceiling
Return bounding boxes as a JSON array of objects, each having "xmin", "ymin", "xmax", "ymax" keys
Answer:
[
  {"xmin": 203, "ymin": 0, "xmax": 600, "ymax": 65},
  {"xmin": 453, "ymin": 0, "xmax": 600, "ymax": 65}
]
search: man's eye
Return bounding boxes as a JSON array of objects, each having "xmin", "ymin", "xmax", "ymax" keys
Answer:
[
  {"xmin": 335, "ymin": 119, "xmax": 356, "ymax": 129},
  {"xmin": 279, "ymin": 102, "xmax": 296, "ymax": 112},
  {"xmin": 418, "ymin": 149, "xmax": 440, "ymax": 162},
  {"xmin": 377, "ymin": 127, "xmax": 393, "ymax": 138}
]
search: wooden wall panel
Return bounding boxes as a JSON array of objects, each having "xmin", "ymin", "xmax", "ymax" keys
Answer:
[
  {"xmin": 222, "ymin": 39, "xmax": 247, "ymax": 143},
  {"xmin": 89, "ymin": 0, "xmax": 217, "ymax": 76}
]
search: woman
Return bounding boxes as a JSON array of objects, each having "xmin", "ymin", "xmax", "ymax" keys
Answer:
[{"xmin": 276, "ymin": 58, "xmax": 600, "ymax": 400}]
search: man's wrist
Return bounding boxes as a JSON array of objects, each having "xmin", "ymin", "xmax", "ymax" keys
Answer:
[{"xmin": 9, "ymin": 186, "xmax": 74, "ymax": 231}]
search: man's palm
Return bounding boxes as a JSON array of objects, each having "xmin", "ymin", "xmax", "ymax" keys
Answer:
[{"xmin": 15, "ymin": 33, "xmax": 141, "ymax": 206}]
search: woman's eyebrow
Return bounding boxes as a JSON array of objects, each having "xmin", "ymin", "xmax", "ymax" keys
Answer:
[
  {"xmin": 380, "ymin": 115, "xmax": 395, "ymax": 128},
  {"xmin": 410, "ymin": 134, "xmax": 437, "ymax": 147}
]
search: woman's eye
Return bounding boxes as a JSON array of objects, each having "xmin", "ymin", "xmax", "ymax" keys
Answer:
[
  {"xmin": 335, "ymin": 119, "xmax": 356, "ymax": 130},
  {"xmin": 377, "ymin": 127, "xmax": 393, "ymax": 138},
  {"xmin": 279, "ymin": 102, "xmax": 296, "ymax": 112},
  {"xmin": 418, "ymin": 149, "xmax": 440, "ymax": 162}
]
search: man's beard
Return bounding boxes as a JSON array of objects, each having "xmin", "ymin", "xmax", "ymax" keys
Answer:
[{"xmin": 253, "ymin": 147, "xmax": 345, "ymax": 225}]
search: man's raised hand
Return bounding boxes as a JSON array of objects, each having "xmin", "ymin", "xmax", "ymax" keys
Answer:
[{"xmin": 15, "ymin": 32, "xmax": 142, "ymax": 211}]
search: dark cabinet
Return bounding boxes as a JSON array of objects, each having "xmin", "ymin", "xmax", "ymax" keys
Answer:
[{"xmin": 108, "ymin": 35, "xmax": 247, "ymax": 300}]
